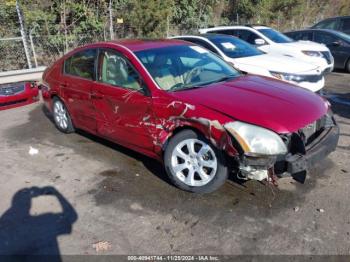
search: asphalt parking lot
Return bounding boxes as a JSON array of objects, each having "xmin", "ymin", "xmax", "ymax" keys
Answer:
[{"xmin": 0, "ymin": 72, "xmax": 349, "ymax": 256}]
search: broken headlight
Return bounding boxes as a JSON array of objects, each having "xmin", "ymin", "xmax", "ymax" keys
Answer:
[{"xmin": 224, "ymin": 121, "xmax": 288, "ymax": 156}]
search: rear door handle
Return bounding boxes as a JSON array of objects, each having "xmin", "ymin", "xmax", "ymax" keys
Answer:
[
  {"xmin": 60, "ymin": 83, "xmax": 67, "ymax": 88},
  {"xmin": 91, "ymin": 92, "xmax": 103, "ymax": 99}
]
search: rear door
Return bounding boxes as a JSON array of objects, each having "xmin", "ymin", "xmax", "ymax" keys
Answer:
[
  {"xmin": 91, "ymin": 48, "xmax": 154, "ymax": 150},
  {"xmin": 61, "ymin": 49, "xmax": 97, "ymax": 132}
]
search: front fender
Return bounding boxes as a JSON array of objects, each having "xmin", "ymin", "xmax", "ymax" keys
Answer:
[{"xmin": 148, "ymin": 98, "xmax": 239, "ymax": 158}]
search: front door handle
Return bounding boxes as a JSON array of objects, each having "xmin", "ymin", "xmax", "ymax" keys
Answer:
[{"xmin": 91, "ymin": 92, "xmax": 103, "ymax": 99}]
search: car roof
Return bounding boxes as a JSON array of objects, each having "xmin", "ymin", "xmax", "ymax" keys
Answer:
[
  {"xmin": 252, "ymin": 26, "xmax": 270, "ymax": 30},
  {"xmin": 85, "ymin": 39, "xmax": 190, "ymax": 52},
  {"xmin": 174, "ymin": 33, "xmax": 236, "ymax": 40},
  {"xmin": 318, "ymin": 15, "xmax": 350, "ymax": 20},
  {"xmin": 286, "ymin": 28, "xmax": 340, "ymax": 34},
  {"xmin": 201, "ymin": 25, "xmax": 271, "ymax": 31}
]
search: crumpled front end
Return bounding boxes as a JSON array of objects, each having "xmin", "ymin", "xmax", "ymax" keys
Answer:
[
  {"xmin": 226, "ymin": 110, "xmax": 339, "ymax": 183},
  {"xmin": 276, "ymin": 111, "xmax": 339, "ymax": 182}
]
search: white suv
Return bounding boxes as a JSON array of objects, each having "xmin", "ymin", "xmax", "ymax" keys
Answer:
[
  {"xmin": 172, "ymin": 34, "xmax": 325, "ymax": 92},
  {"xmin": 199, "ymin": 25, "xmax": 334, "ymax": 74}
]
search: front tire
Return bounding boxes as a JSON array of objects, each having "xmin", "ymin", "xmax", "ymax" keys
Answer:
[
  {"xmin": 164, "ymin": 129, "xmax": 228, "ymax": 193},
  {"xmin": 52, "ymin": 97, "xmax": 75, "ymax": 133}
]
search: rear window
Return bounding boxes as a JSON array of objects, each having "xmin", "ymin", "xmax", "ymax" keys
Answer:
[{"xmin": 64, "ymin": 49, "xmax": 96, "ymax": 80}]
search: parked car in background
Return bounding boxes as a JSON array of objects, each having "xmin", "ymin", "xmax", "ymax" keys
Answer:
[
  {"xmin": 41, "ymin": 39, "xmax": 339, "ymax": 193},
  {"xmin": 172, "ymin": 34, "xmax": 325, "ymax": 92},
  {"xmin": 0, "ymin": 81, "xmax": 39, "ymax": 110},
  {"xmin": 285, "ymin": 29, "xmax": 350, "ymax": 72},
  {"xmin": 311, "ymin": 16, "xmax": 350, "ymax": 35},
  {"xmin": 199, "ymin": 25, "xmax": 334, "ymax": 74}
]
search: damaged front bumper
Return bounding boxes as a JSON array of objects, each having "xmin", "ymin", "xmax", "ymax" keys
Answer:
[
  {"xmin": 284, "ymin": 124, "xmax": 339, "ymax": 175},
  {"xmin": 237, "ymin": 124, "xmax": 339, "ymax": 182}
]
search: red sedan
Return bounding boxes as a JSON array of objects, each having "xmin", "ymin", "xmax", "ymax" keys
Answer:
[
  {"xmin": 41, "ymin": 39, "xmax": 339, "ymax": 193},
  {"xmin": 0, "ymin": 82, "xmax": 39, "ymax": 110}
]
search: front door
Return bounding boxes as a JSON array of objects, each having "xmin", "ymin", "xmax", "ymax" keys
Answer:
[{"xmin": 91, "ymin": 48, "xmax": 154, "ymax": 150}]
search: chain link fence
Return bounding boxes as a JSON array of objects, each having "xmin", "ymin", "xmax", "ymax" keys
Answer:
[
  {"xmin": 1, "ymin": 22, "xmax": 191, "ymax": 73},
  {"xmin": 0, "ymin": 37, "xmax": 28, "ymax": 72},
  {"xmin": 0, "ymin": 26, "xmax": 138, "ymax": 72},
  {"xmin": 0, "ymin": 33, "xmax": 108, "ymax": 72}
]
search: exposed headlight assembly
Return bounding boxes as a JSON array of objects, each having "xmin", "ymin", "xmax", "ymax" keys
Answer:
[
  {"xmin": 302, "ymin": 50, "xmax": 322, "ymax": 57},
  {"xmin": 224, "ymin": 121, "xmax": 287, "ymax": 156}
]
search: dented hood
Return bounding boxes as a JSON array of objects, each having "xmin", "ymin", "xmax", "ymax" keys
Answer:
[{"xmin": 171, "ymin": 75, "xmax": 328, "ymax": 134}]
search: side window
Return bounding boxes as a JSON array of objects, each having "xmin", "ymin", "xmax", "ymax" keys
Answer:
[
  {"xmin": 300, "ymin": 31, "xmax": 313, "ymax": 41},
  {"xmin": 237, "ymin": 30, "xmax": 260, "ymax": 44},
  {"xmin": 314, "ymin": 19, "xmax": 338, "ymax": 30},
  {"xmin": 340, "ymin": 18, "xmax": 350, "ymax": 31},
  {"xmin": 314, "ymin": 32, "xmax": 337, "ymax": 45},
  {"xmin": 286, "ymin": 32, "xmax": 296, "ymax": 39},
  {"xmin": 98, "ymin": 49, "xmax": 142, "ymax": 90},
  {"xmin": 186, "ymin": 39, "xmax": 219, "ymax": 54},
  {"xmin": 210, "ymin": 29, "xmax": 238, "ymax": 37},
  {"xmin": 64, "ymin": 49, "xmax": 96, "ymax": 80}
]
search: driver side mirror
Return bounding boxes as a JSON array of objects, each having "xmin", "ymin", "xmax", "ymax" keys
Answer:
[{"xmin": 254, "ymin": 38, "xmax": 266, "ymax": 46}]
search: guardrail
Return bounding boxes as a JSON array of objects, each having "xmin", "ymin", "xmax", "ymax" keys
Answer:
[{"xmin": 0, "ymin": 66, "xmax": 46, "ymax": 85}]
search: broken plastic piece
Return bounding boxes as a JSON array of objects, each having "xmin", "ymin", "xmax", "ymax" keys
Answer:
[
  {"xmin": 29, "ymin": 146, "xmax": 39, "ymax": 156},
  {"xmin": 92, "ymin": 241, "xmax": 112, "ymax": 252}
]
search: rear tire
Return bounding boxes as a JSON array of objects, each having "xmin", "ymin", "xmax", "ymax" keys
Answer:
[
  {"xmin": 52, "ymin": 97, "xmax": 75, "ymax": 134},
  {"xmin": 346, "ymin": 58, "xmax": 350, "ymax": 73},
  {"xmin": 164, "ymin": 129, "xmax": 228, "ymax": 193}
]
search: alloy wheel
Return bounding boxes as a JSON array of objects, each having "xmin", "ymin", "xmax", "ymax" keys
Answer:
[
  {"xmin": 53, "ymin": 100, "xmax": 69, "ymax": 130},
  {"xmin": 170, "ymin": 138, "xmax": 217, "ymax": 187}
]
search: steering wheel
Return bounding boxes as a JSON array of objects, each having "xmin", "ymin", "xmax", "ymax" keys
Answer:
[
  {"xmin": 168, "ymin": 82, "xmax": 184, "ymax": 91},
  {"xmin": 184, "ymin": 66, "xmax": 203, "ymax": 85}
]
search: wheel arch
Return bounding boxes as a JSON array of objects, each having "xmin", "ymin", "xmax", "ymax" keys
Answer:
[
  {"xmin": 51, "ymin": 95, "xmax": 76, "ymax": 128},
  {"xmin": 161, "ymin": 125, "xmax": 205, "ymax": 153},
  {"xmin": 160, "ymin": 122, "xmax": 239, "ymax": 159},
  {"xmin": 345, "ymin": 56, "xmax": 350, "ymax": 71}
]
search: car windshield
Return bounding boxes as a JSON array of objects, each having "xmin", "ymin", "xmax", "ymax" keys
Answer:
[
  {"xmin": 333, "ymin": 31, "xmax": 350, "ymax": 43},
  {"xmin": 258, "ymin": 28, "xmax": 294, "ymax": 43},
  {"xmin": 135, "ymin": 45, "xmax": 240, "ymax": 91},
  {"xmin": 209, "ymin": 36, "xmax": 264, "ymax": 58}
]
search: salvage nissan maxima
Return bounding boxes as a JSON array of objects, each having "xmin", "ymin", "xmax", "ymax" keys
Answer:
[{"xmin": 41, "ymin": 40, "xmax": 339, "ymax": 193}]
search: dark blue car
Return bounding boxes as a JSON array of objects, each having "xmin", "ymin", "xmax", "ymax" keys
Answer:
[{"xmin": 285, "ymin": 29, "xmax": 350, "ymax": 72}]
